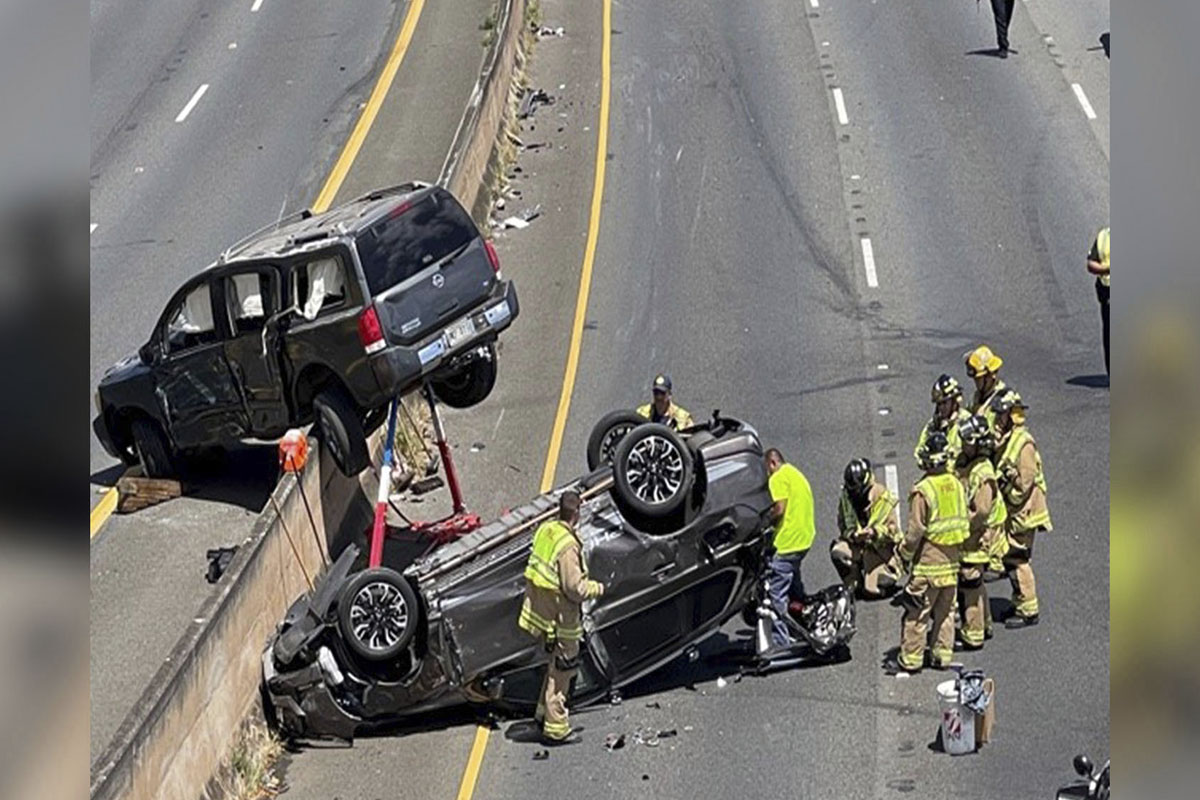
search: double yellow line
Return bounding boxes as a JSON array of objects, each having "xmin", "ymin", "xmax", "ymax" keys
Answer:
[
  {"xmin": 454, "ymin": 0, "xmax": 613, "ymax": 796},
  {"xmin": 90, "ymin": 0, "xmax": 427, "ymax": 541}
]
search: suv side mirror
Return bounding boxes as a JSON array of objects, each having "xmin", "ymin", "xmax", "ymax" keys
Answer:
[{"xmin": 1073, "ymin": 755, "xmax": 1093, "ymax": 778}]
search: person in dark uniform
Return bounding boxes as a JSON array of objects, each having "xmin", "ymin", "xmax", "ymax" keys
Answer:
[{"xmin": 990, "ymin": 0, "xmax": 1017, "ymax": 57}]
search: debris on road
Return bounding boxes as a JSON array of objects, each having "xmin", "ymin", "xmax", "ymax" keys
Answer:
[
  {"xmin": 205, "ymin": 546, "xmax": 238, "ymax": 583},
  {"xmin": 604, "ymin": 733, "xmax": 626, "ymax": 751},
  {"xmin": 518, "ymin": 88, "xmax": 555, "ymax": 119},
  {"xmin": 535, "ymin": 25, "xmax": 565, "ymax": 39},
  {"xmin": 532, "ymin": 749, "xmax": 549, "ymax": 761},
  {"xmin": 645, "ymin": 701, "xmax": 662, "ymax": 710},
  {"xmin": 716, "ymin": 676, "xmax": 728, "ymax": 689},
  {"xmin": 609, "ymin": 689, "xmax": 623, "ymax": 705},
  {"xmin": 409, "ymin": 475, "xmax": 445, "ymax": 495}
]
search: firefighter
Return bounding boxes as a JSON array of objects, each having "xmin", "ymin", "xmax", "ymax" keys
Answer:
[
  {"xmin": 955, "ymin": 414, "xmax": 1007, "ymax": 649},
  {"xmin": 964, "ymin": 344, "xmax": 1009, "ymax": 428},
  {"xmin": 636, "ymin": 374, "xmax": 694, "ymax": 430},
  {"xmin": 991, "ymin": 390, "xmax": 1052, "ymax": 628},
  {"xmin": 914, "ymin": 374, "xmax": 970, "ymax": 464},
  {"xmin": 518, "ymin": 491, "xmax": 605, "ymax": 744},
  {"xmin": 829, "ymin": 458, "xmax": 903, "ymax": 599},
  {"xmin": 897, "ymin": 431, "xmax": 970, "ymax": 673}
]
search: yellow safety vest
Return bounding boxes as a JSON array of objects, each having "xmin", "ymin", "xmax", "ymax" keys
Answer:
[
  {"xmin": 996, "ymin": 427, "xmax": 1052, "ymax": 532},
  {"xmin": 636, "ymin": 402, "xmax": 692, "ymax": 430},
  {"xmin": 523, "ymin": 520, "xmax": 575, "ymax": 591},
  {"xmin": 965, "ymin": 457, "xmax": 1008, "ymax": 529},
  {"xmin": 913, "ymin": 409, "xmax": 969, "ymax": 462},
  {"xmin": 1095, "ymin": 227, "xmax": 1110, "ymax": 287},
  {"xmin": 915, "ymin": 472, "xmax": 970, "ymax": 547}
]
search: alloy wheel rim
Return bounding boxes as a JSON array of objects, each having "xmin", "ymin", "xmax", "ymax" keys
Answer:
[
  {"xmin": 624, "ymin": 434, "xmax": 684, "ymax": 504},
  {"xmin": 600, "ymin": 423, "xmax": 637, "ymax": 464},
  {"xmin": 349, "ymin": 581, "xmax": 409, "ymax": 651}
]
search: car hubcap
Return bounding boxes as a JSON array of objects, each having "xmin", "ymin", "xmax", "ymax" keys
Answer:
[
  {"xmin": 599, "ymin": 423, "xmax": 637, "ymax": 465},
  {"xmin": 625, "ymin": 435, "xmax": 684, "ymax": 504},
  {"xmin": 349, "ymin": 581, "xmax": 409, "ymax": 652}
]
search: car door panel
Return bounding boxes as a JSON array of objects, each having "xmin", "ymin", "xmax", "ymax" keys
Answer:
[{"xmin": 220, "ymin": 267, "xmax": 290, "ymax": 436}]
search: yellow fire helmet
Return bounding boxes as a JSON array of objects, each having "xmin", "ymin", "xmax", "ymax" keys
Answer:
[{"xmin": 964, "ymin": 345, "xmax": 1003, "ymax": 377}]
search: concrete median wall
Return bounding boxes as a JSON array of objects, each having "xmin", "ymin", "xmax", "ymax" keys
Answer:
[{"xmin": 89, "ymin": 2, "xmax": 527, "ymax": 798}]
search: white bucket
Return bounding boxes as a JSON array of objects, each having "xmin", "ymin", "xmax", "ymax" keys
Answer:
[{"xmin": 936, "ymin": 679, "xmax": 976, "ymax": 755}]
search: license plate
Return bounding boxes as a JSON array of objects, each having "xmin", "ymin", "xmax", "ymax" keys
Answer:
[{"xmin": 445, "ymin": 317, "xmax": 475, "ymax": 348}]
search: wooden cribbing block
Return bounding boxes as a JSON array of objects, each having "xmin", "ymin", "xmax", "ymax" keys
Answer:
[{"xmin": 116, "ymin": 474, "xmax": 183, "ymax": 513}]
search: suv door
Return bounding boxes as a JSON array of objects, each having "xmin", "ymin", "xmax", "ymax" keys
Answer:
[
  {"xmin": 153, "ymin": 279, "xmax": 247, "ymax": 448},
  {"xmin": 219, "ymin": 266, "xmax": 289, "ymax": 436},
  {"xmin": 355, "ymin": 189, "xmax": 495, "ymax": 346}
]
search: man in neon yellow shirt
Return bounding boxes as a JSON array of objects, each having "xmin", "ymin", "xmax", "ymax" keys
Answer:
[{"xmin": 765, "ymin": 448, "xmax": 817, "ymax": 649}]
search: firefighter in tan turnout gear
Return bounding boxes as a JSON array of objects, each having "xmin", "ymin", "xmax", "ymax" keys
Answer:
[
  {"xmin": 518, "ymin": 491, "xmax": 605, "ymax": 744},
  {"xmin": 964, "ymin": 345, "xmax": 1011, "ymax": 575},
  {"xmin": 991, "ymin": 389, "xmax": 1052, "ymax": 628},
  {"xmin": 955, "ymin": 414, "xmax": 1007, "ymax": 650},
  {"xmin": 897, "ymin": 431, "xmax": 970, "ymax": 673},
  {"xmin": 829, "ymin": 458, "xmax": 903, "ymax": 599},
  {"xmin": 914, "ymin": 374, "xmax": 970, "ymax": 464}
]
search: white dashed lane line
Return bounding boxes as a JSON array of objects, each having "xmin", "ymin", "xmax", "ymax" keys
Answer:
[
  {"xmin": 832, "ymin": 87, "xmax": 849, "ymax": 125},
  {"xmin": 810, "ymin": 0, "xmax": 820, "ymax": 8},
  {"xmin": 175, "ymin": 83, "xmax": 209, "ymax": 122},
  {"xmin": 90, "ymin": 223, "xmax": 98, "ymax": 234},
  {"xmin": 860, "ymin": 236, "xmax": 878, "ymax": 288},
  {"xmin": 1071, "ymin": 82, "xmax": 1098, "ymax": 120},
  {"xmin": 884, "ymin": 464, "xmax": 902, "ymax": 531},
  {"xmin": 251, "ymin": 0, "xmax": 265, "ymax": 11}
]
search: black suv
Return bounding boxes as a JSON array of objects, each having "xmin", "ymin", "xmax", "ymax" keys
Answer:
[{"xmin": 93, "ymin": 183, "xmax": 519, "ymax": 478}]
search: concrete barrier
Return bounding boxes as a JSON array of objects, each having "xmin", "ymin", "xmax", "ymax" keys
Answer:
[{"xmin": 89, "ymin": 1, "xmax": 529, "ymax": 798}]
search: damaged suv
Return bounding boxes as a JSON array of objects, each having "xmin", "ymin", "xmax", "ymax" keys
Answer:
[
  {"xmin": 264, "ymin": 413, "xmax": 777, "ymax": 740},
  {"xmin": 93, "ymin": 183, "xmax": 518, "ymax": 477}
]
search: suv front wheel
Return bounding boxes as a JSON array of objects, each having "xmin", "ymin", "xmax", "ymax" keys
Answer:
[{"xmin": 314, "ymin": 385, "xmax": 370, "ymax": 477}]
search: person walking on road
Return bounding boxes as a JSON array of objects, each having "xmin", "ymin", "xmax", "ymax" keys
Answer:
[
  {"xmin": 830, "ymin": 458, "xmax": 903, "ymax": 599},
  {"xmin": 955, "ymin": 414, "xmax": 1007, "ymax": 650},
  {"xmin": 1087, "ymin": 226, "xmax": 1111, "ymax": 374},
  {"xmin": 765, "ymin": 448, "xmax": 818, "ymax": 651},
  {"xmin": 518, "ymin": 491, "xmax": 605, "ymax": 745},
  {"xmin": 915, "ymin": 374, "xmax": 971, "ymax": 464},
  {"xmin": 897, "ymin": 431, "xmax": 970, "ymax": 673},
  {"xmin": 991, "ymin": 390, "xmax": 1052, "ymax": 628},
  {"xmin": 989, "ymin": 0, "xmax": 1017, "ymax": 58},
  {"xmin": 636, "ymin": 373, "xmax": 694, "ymax": 430}
]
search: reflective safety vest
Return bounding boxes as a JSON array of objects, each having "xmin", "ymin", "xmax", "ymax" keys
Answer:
[
  {"xmin": 523, "ymin": 520, "xmax": 575, "ymax": 591},
  {"xmin": 965, "ymin": 457, "xmax": 1007, "ymax": 530},
  {"xmin": 1095, "ymin": 227, "xmax": 1110, "ymax": 287},
  {"xmin": 636, "ymin": 402, "xmax": 692, "ymax": 430},
  {"xmin": 519, "ymin": 520, "xmax": 587, "ymax": 641},
  {"xmin": 838, "ymin": 486, "xmax": 899, "ymax": 546},
  {"xmin": 913, "ymin": 409, "xmax": 969, "ymax": 462},
  {"xmin": 996, "ymin": 427, "xmax": 1052, "ymax": 532},
  {"xmin": 915, "ymin": 472, "xmax": 970, "ymax": 547}
]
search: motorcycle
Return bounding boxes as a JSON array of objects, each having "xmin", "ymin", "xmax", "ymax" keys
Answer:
[
  {"xmin": 742, "ymin": 560, "xmax": 857, "ymax": 666},
  {"xmin": 1056, "ymin": 754, "xmax": 1109, "ymax": 800}
]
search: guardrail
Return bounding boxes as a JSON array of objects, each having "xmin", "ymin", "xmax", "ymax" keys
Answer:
[{"xmin": 89, "ymin": 1, "xmax": 528, "ymax": 798}]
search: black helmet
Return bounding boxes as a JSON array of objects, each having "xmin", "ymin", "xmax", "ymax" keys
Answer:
[
  {"xmin": 931, "ymin": 374, "xmax": 963, "ymax": 404},
  {"xmin": 917, "ymin": 430, "xmax": 952, "ymax": 470},
  {"xmin": 989, "ymin": 388, "xmax": 1026, "ymax": 417},
  {"xmin": 958, "ymin": 414, "xmax": 994, "ymax": 449},
  {"xmin": 844, "ymin": 458, "xmax": 873, "ymax": 494}
]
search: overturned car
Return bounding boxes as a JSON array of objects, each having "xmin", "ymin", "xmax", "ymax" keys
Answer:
[{"xmin": 263, "ymin": 413, "xmax": 852, "ymax": 739}]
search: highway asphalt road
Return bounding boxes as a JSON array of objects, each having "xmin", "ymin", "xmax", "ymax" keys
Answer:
[
  {"xmin": 88, "ymin": 0, "xmax": 495, "ymax": 763},
  {"xmin": 281, "ymin": 0, "xmax": 1108, "ymax": 798}
]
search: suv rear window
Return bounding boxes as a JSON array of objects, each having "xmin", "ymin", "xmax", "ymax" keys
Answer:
[{"xmin": 355, "ymin": 192, "xmax": 477, "ymax": 295}]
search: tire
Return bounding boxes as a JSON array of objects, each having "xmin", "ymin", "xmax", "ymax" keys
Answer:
[
  {"xmin": 314, "ymin": 385, "xmax": 369, "ymax": 476},
  {"xmin": 586, "ymin": 410, "xmax": 647, "ymax": 471},
  {"xmin": 430, "ymin": 345, "xmax": 498, "ymax": 409},
  {"xmin": 611, "ymin": 423, "xmax": 694, "ymax": 518},
  {"xmin": 336, "ymin": 568, "xmax": 419, "ymax": 662},
  {"xmin": 131, "ymin": 417, "xmax": 176, "ymax": 478}
]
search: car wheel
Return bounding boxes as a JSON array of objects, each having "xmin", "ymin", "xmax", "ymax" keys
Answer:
[
  {"xmin": 611, "ymin": 423, "xmax": 694, "ymax": 518},
  {"xmin": 429, "ymin": 345, "xmax": 498, "ymax": 409},
  {"xmin": 314, "ymin": 385, "xmax": 369, "ymax": 476},
  {"xmin": 586, "ymin": 410, "xmax": 647, "ymax": 471},
  {"xmin": 131, "ymin": 417, "xmax": 176, "ymax": 478},
  {"xmin": 335, "ymin": 568, "xmax": 419, "ymax": 662}
]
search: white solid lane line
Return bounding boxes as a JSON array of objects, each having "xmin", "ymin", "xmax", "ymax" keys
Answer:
[
  {"xmin": 251, "ymin": 0, "xmax": 265, "ymax": 11},
  {"xmin": 810, "ymin": 0, "xmax": 819, "ymax": 8},
  {"xmin": 90, "ymin": 223, "xmax": 98, "ymax": 234},
  {"xmin": 175, "ymin": 84, "xmax": 209, "ymax": 122},
  {"xmin": 1071, "ymin": 83, "xmax": 1097, "ymax": 120},
  {"xmin": 832, "ymin": 88, "xmax": 849, "ymax": 125},
  {"xmin": 861, "ymin": 236, "xmax": 878, "ymax": 288}
]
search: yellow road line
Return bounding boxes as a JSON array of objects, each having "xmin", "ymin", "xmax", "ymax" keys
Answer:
[
  {"xmin": 537, "ymin": 0, "xmax": 613, "ymax": 495},
  {"xmin": 90, "ymin": 487, "xmax": 120, "ymax": 540},
  {"xmin": 311, "ymin": 0, "xmax": 426, "ymax": 213},
  {"xmin": 90, "ymin": 0, "xmax": 426, "ymax": 541},
  {"xmin": 455, "ymin": 1, "xmax": 613, "ymax": 796}
]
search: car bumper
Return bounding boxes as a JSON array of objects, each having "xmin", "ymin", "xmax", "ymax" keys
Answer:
[{"xmin": 367, "ymin": 279, "xmax": 519, "ymax": 395}]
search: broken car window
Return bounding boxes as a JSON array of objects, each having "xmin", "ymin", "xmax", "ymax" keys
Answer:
[
  {"xmin": 298, "ymin": 256, "xmax": 346, "ymax": 321},
  {"xmin": 354, "ymin": 193, "xmax": 476, "ymax": 295},
  {"xmin": 226, "ymin": 272, "xmax": 271, "ymax": 335},
  {"xmin": 165, "ymin": 283, "xmax": 218, "ymax": 354}
]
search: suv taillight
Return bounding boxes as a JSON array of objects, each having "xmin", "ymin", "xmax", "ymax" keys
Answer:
[
  {"xmin": 484, "ymin": 240, "xmax": 501, "ymax": 275},
  {"xmin": 358, "ymin": 305, "xmax": 386, "ymax": 354}
]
